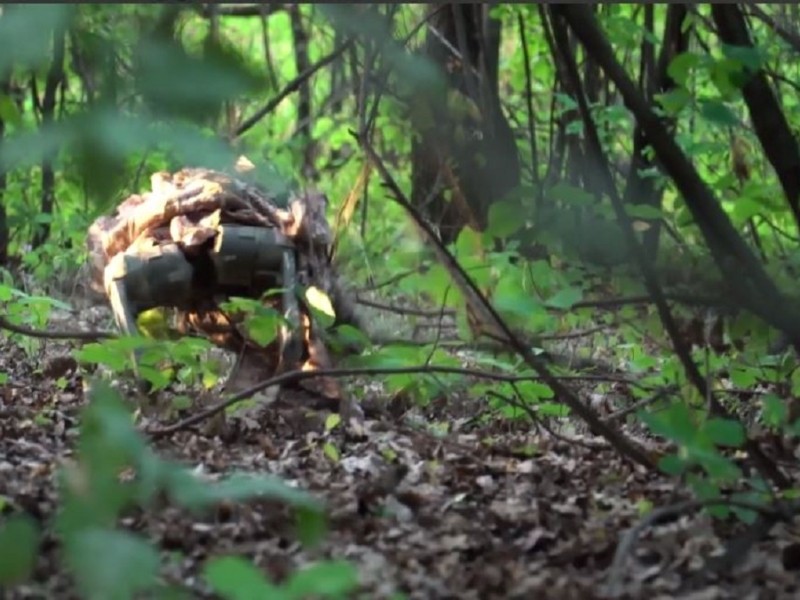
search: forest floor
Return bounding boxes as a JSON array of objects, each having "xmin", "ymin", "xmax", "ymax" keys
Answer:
[{"xmin": 1, "ymin": 302, "xmax": 799, "ymax": 600}]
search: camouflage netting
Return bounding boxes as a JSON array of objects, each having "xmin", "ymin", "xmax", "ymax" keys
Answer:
[{"xmin": 86, "ymin": 166, "xmax": 354, "ymax": 405}]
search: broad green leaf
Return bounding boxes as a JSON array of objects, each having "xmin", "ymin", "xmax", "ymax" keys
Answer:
[
  {"xmin": 204, "ymin": 556, "xmax": 279, "ymax": 600},
  {"xmin": 516, "ymin": 380, "xmax": 555, "ymax": 400},
  {"xmin": 305, "ymin": 286, "xmax": 336, "ymax": 328},
  {"xmin": 0, "ymin": 516, "xmax": 39, "ymax": 584},
  {"xmin": 625, "ymin": 204, "xmax": 664, "ymax": 220},
  {"xmin": 658, "ymin": 453, "xmax": 687, "ymax": 476},
  {"xmin": 0, "ymin": 94, "xmax": 22, "ymax": 128},
  {"xmin": 537, "ymin": 402, "xmax": 569, "ymax": 417},
  {"xmin": 545, "ymin": 287, "xmax": 583, "ymax": 310},
  {"xmin": 323, "ymin": 442, "xmax": 341, "ymax": 463},
  {"xmin": 548, "ymin": 183, "xmax": 594, "ymax": 206},
  {"xmin": 67, "ymin": 528, "xmax": 159, "ymax": 600},
  {"xmin": 692, "ymin": 446, "xmax": 742, "ymax": 481},
  {"xmin": 641, "ymin": 402, "xmax": 697, "ymax": 445},
  {"xmin": 729, "ymin": 366, "xmax": 758, "ymax": 389},
  {"xmin": 487, "ymin": 200, "xmax": 524, "ymax": 238},
  {"xmin": 0, "ymin": 5, "xmax": 74, "ymax": 71},
  {"xmin": 667, "ymin": 52, "xmax": 701, "ymax": 87},
  {"xmin": 284, "ymin": 561, "xmax": 359, "ymax": 598},
  {"xmin": 657, "ymin": 88, "xmax": 691, "ymax": 115},
  {"xmin": 167, "ymin": 471, "xmax": 322, "ymax": 514},
  {"xmin": 730, "ymin": 197, "xmax": 763, "ymax": 224},
  {"xmin": 325, "ymin": 413, "xmax": 342, "ymax": 431},
  {"xmin": 761, "ymin": 394, "xmax": 788, "ymax": 429},
  {"xmin": 246, "ymin": 313, "xmax": 281, "ymax": 347},
  {"xmin": 699, "ymin": 99, "xmax": 738, "ymax": 127},
  {"xmin": 721, "ymin": 44, "xmax": 763, "ymax": 71},
  {"xmin": 704, "ymin": 418, "xmax": 745, "ymax": 448}
]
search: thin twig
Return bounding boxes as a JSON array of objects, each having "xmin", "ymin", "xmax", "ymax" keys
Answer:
[
  {"xmin": 603, "ymin": 385, "xmax": 677, "ymax": 423},
  {"xmin": 0, "ymin": 315, "xmax": 114, "ymax": 341},
  {"xmin": 356, "ymin": 296, "xmax": 456, "ymax": 318},
  {"xmin": 353, "ymin": 130, "xmax": 656, "ymax": 470},
  {"xmin": 235, "ymin": 40, "xmax": 353, "ymax": 138},
  {"xmin": 606, "ymin": 497, "xmax": 796, "ymax": 596},
  {"xmin": 147, "ymin": 364, "xmax": 608, "ymax": 437}
]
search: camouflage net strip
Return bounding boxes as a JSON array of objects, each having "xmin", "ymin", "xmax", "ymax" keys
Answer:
[{"xmin": 86, "ymin": 167, "xmax": 344, "ymax": 401}]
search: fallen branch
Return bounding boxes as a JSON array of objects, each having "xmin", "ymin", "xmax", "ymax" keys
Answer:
[
  {"xmin": 0, "ymin": 315, "xmax": 114, "ymax": 341},
  {"xmin": 147, "ymin": 363, "xmax": 640, "ymax": 437},
  {"xmin": 606, "ymin": 496, "xmax": 799, "ymax": 596}
]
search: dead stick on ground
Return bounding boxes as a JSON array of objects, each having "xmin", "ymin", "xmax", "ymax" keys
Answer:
[
  {"xmin": 148, "ymin": 364, "xmax": 638, "ymax": 437},
  {"xmin": 606, "ymin": 497, "xmax": 796, "ymax": 596},
  {"xmin": 0, "ymin": 315, "xmax": 115, "ymax": 341}
]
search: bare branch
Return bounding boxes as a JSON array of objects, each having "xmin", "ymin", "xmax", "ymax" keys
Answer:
[
  {"xmin": 234, "ymin": 40, "xmax": 353, "ymax": 138},
  {"xmin": 0, "ymin": 315, "xmax": 114, "ymax": 341}
]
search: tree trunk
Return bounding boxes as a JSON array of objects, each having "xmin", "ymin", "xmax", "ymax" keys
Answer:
[
  {"xmin": 32, "ymin": 25, "xmax": 66, "ymax": 249},
  {"xmin": 711, "ymin": 4, "xmax": 800, "ymax": 234},
  {"xmin": 409, "ymin": 4, "xmax": 520, "ymax": 244},
  {"xmin": 0, "ymin": 73, "xmax": 9, "ymax": 265},
  {"xmin": 624, "ymin": 4, "xmax": 690, "ymax": 259}
]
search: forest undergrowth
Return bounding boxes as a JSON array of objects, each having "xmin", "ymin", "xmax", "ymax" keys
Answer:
[{"xmin": 2, "ymin": 3, "xmax": 800, "ymax": 599}]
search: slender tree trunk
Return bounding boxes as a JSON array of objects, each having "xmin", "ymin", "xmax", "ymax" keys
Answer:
[
  {"xmin": 555, "ymin": 4, "xmax": 800, "ymax": 351},
  {"xmin": 289, "ymin": 5, "xmax": 315, "ymax": 181},
  {"xmin": 0, "ymin": 73, "xmax": 9, "ymax": 265},
  {"xmin": 32, "ymin": 25, "xmax": 66, "ymax": 249},
  {"xmin": 711, "ymin": 4, "xmax": 800, "ymax": 234},
  {"xmin": 409, "ymin": 4, "xmax": 519, "ymax": 244},
  {"xmin": 624, "ymin": 4, "xmax": 689, "ymax": 259}
]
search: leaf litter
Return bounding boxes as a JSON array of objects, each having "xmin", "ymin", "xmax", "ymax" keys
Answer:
[{"xmin": 1, "ymin": 311, "xmax": 799, "ymax": 600}]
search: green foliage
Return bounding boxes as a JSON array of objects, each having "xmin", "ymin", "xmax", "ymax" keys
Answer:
[
  {"xmin": 4, "ymin": 5, "xmax": 800, "ymax": 593},
  {"xmin": 0, "ymin": 380, "xmax": 332, "ymax": 598},
  {"xmin": 77, "ymin": 334, "xmax": 221, "ymax": 392},
  {"xmin": 205, "ymin": 556, "xmax": 358, "ymax": 600}
]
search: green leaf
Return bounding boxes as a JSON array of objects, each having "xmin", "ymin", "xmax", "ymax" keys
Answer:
[
  {"xmin": 538, "ymin": 402, "xmax": 569, "ymax": 417},
  {"xmin": 204, "ymin": 556, "xmax": 279, "ymax": 600},
  {"xmin": 0, "ymin": 5, "xmax": 74, "ymax": 72},
  {"xmin": 325, "ymin": 413, "xmax": 342, "ymax": 432},
  {"xmin": 667, "ymin": 52, "xmax": 701, "ymax": 87},
  {"xmin": 657, "ymin": 88, "xmax": 691, "ymax": 115},
  {"xmin": 167, "ymin": 471, "xmax": 322, "ymax": 514},
  {"xmin": 545, "ymin": 287, "xmax": 583, "ymax": 310},
  {"xmin": 67, "ymin": 528, "xmax": 159, "ymax": 600},
  {"xmin": 641, "ymin": 402, "xmax": 697, "ymax": 445},
  {"xmin": 0, "ymin": 516, "xmax": 39, "ymax": 584},
  {"xmin": 692, "ymin": 446, "xmax": 742, "ymax": 481},
  {"xmin": 487, "ymin": 200, "xmax": 524, "ymax": 238},
  {"xmin": 658, "ymin": 453, "xmax": 687, "ymax": 476},
  {"xmin": 305, "ymin": 286, "xmax": 336, "ymax": 328},
  {"xmin": 284, "ymin": 560, "xmax": 359, "ymax": 598},
  {"xmin": 0, "ymin": 94, "xmax": 22, "ymax": 128},
  {"xmin": 699, "ymin": 99, "xmax": 738, "ymax": 127},
  {"xmin": 721, "ymin": 44, "xmax": 763, "ymax": 71},
  {"xmin": 548, "ymin": 183, "xmax": 594, "ymax": 206},
  {"xmin": 761, "ymin": 394, "xmax": 788, "ymax": 429},
  {"xmin": 246, "ymin": 312, "xmax": 281, "ymax": 347},
  {"xmin": 704, "ymin": 418, "xmax": 745, "ymax": 447},
  {"xmin": 134, "ymin": 37, "xmax": 265, "ymax": 122},
  {"xmin": 625, "ymin": 204, "xmax": 664, "ymax": 220},
  {"xmin": 323, "ymin": 442, "xmax": 341, "ymax": 463},
  {"xmin": 516, "ymin": 380, "xmax": 555, "ymax": 400}
]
